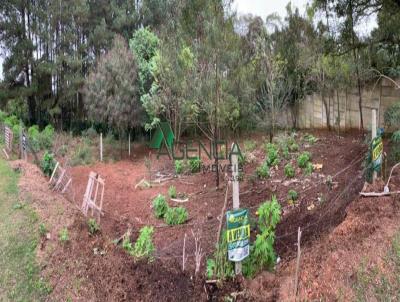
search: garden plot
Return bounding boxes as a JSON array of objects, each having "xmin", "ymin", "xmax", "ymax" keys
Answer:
[{"xmin": 67, "ymin": 130, "xmax": 366, "ymax": 264}]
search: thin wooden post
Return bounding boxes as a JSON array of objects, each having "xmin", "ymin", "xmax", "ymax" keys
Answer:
[
  {"xmin": 372, "ymin": 109, "xmax": 377, "ymax": 183},
  {"xmin": 128, "ymin": 133, "xmax": 131, "ymax": 157},
  {"xmin": 294, "ymin": 227, "xmax": 302, "ymax": 297},
  {"xmin": 231, "ymin": 145, "xmax": 241, "ymax": 275},
  {"xmin": 100, "ymin": 133, "xmax": 103, "ymax": 162}
]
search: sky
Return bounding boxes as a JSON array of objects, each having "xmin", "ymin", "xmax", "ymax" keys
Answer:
[{"xmin": 233, "ymin": 0, "xmax": 310, "ymax": 19}]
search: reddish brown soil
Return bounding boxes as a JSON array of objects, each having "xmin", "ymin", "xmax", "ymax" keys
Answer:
[{"xmin": 12, "ymin": 130, "xmax": 385, "ymax": 301}]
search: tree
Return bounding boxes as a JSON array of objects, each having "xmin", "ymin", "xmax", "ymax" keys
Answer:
[{"xmin": 84, "ymin": 35, "xmax": 142, "ymax": 135}]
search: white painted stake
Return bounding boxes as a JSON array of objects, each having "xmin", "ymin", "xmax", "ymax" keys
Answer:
[
  {"xmin": 372, "ymin": 109, "xmax": 377, "ymax": 183},
  {"xmin": 100, "ymin": 133, "xmax": 103, "ymax": 162},
  {"xmin": 128, "ymin": 133, "xmax": 131, "ymax": 157},
  {"xmin": 294, "ymin": 227, "xmax": 302, "ymax": 297},
  {"xmin": 231, "ymin": 144, "xmax": 241, "ymax": 275}
]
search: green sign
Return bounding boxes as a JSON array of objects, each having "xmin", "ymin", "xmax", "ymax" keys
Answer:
[
  {"xmin": 226, "ymin": 208, "xmax": 250, "ymax": 262},
  {"xmin": 371, "ymin": 135, "xmax": 383, "ymax": 172}
]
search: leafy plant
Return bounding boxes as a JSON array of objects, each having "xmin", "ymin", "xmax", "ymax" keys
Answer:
[
  {"xmin": 243, "ymin": 196, "xmax": 281, "ymax": 278},
  {"xmin": 207, "ymin": 230, "xmax": 234, "ymax": 280},
  {"xmin": 38, "ymin": 125, "xmax": 55, "ymax": 150},
  {"xmin": 132, "ymin": 226, "xmax": 155, "ymax": 261},
  {"xmin": 152, "ymin": 194, "xmax": 168, "ymax": 218},
  {"xmin": 244, "ymin": 140, "xmax": 257, "ymax": 152},
  {"xmin": 87, "ymin": 219, "xmax": 100, "ymax": 235},
  {"xmin": 39, "ymin": 223, "xmax": 47, "ymax": 237},
  {"xmin": 304, "ymin": 162, "xmax": 314, "ymax": 175},
  {"xmin": 168, "ymin": 185, "xmax": 177, "ymax": 198},
  {"xmin": 265, "ymin": 143, "xmax": 279, "ymax": 166},
  {"xmin": 40, "ymin": 152, "xmax": 56, "ymax": 177},
  {"xmin": 256, "ymin": 161, "xmax": 270, "ymax": 179},
  {"xmin": 71, "ymin": 144, "xmax": 93, "ymax": 166},
  {"xmin": 282, "ymin": 145, "xmax": 290, "ymax": 159},
  {"xmin": 188, "ymin": 157, "xmax": 201, "ymax": 173},
  {"xmin": 284, "ymin": 163, "xmax": 295, "ymax": 178},
  {"xmin": 288, "ymin": 143, "xmax": 299, "ymax": 152},
  {"xmin": 164, "ymin": 207, "xmax": 188, "ymax": 225},
  {"xmin": 59, "ymin": 228, "xmax": 69, "ymax": 243},
  {"xmin": 303, "ymin": 133, "xmax": 318, "ymax": 144},
  {"xmin": 174, "ymin": 160, "xmax": 185, "ymax": 174},
  {"xmin": 297, "ymin": 151, "xmax": 311, "ymax": 168},
  {"xmin": 287, "ymin": 189, "xmax": 298, "ymax": 201}
]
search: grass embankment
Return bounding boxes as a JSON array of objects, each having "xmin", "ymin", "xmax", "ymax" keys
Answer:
[{"xmin": 0, "ymin": 158, "xmax": 50, "ymax": 301}]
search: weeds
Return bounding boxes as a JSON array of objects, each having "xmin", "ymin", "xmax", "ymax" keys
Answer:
[
  {"xmin": 265, "ymin": 143, "xmax": 280, "ymax": 166},
  {"xmin": 297, "ymin": 151, "xmax": 311, "ymax": 168},
  {"xmin": 87, "ymin": 219, "xmax": 100, "ymax": 235},
  {"xmin": 152, "ymin": 194, "xmax": 168, "ymax": 218},
  {"xmin": 244, "ymin": 140, "xmax": 257, "ymax": 152},
  {"xmin": 175, "ymin": 160, "xmax": 185, "ymax": 174},
  {"xmin": 38, "ymin": 223, "xmax": 47, "ymax": 237},
  {"xmin": 123, "ymin": 226, "xmax": 155, "ymax": 262},
  {"xmin": 284, "ymin": 163, "xmax": 295, "ymax": 178},
  {"xmin": 168, "ymin": 185, "xmax": 177, "ymax": 198},
  {"xmin": 59, "ymin": 228, "xmax": 69, "ymax": 243},
  {"xmin": 71, "ymin": 144, "xmax": 93, "ymax": 166},
  {"xmin": 287, "ymin": 189, "xmax": 298, "ymax": 202},
  {"xmin": 256, "ymin": 162, "xmax": 270, "ymax": 179},
  {"xmin": 188, "ymin": 157, "xmax": 201, "ymax": 173},
  {"xmin": 164, "ymin": 207, "xmax": 188, "ymax": 225},
  {"xmin": 40, "ymin": 152, "xmax": 56, "ymax": 177}
]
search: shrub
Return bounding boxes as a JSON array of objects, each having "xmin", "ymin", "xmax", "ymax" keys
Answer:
[
  {"xmin": 175, "ymin": 160, "xmax": 185, "ymax": 174},
  {"xmin": 287, "ymin": 189, "xmax": 298, "ymax": 201},
  {"xmin": 297, "ymin": 151, "xmax": 311, "ymax": 168},
  {"xmin": 256, "ymin": 162, "xmax": 270, "ymax": 179},
  {"xmin": 133, "ymin": 226, "xmax": 155, "ymax": 261},
  {"xmin": 164, "ymin": 207, "xmax": 188, "ymax": 225},
  {"xmin": 243, "ymin": 196, "xmax": 281, "ymax": 277},
  {"xmin": 238, "ymin": 153, "xmax": 247, "ymax": 166},
  {"xmin": 288, "ymin": 143, "xmax": 299, "ymax": 152},
  {"xmin": 4, "ymin": 114, "xmax": 19, "ymax": 128},
  {"xmin": 168, "ymin": 185, "xmax": 177, "ymax": 198},
  {"xmin": 207, "ymin": 230, "xmax": 234, "ymax": 280},
  {"xmin": 303, "ymin": 133, "xmax": 318, "ymax": 144},
  {"xmin": 282, "ymin": 145, "xmax": 290, "ymax": 159},
  {"xmin": 28, "ymin": 125, "xmax": 40, "ymax": 151},
  {"xmin": 0, "ymin": 110, "xmax": 6, "ymax": 123},
  {"xmin": 87, "ymin": 218, "xmax": 100, "ymax": 235},
  {"xmin": 59, "ymin": 228, "xmax": 69, "ymax": 243},
  {"xmin": 265, "ymin": 143, "xmax": 279, "ymax": 166},
  {"xmin": 304, "ymin": 162, "xmax": 314, "ymax": 175},
  {"xmin": 152, "ymin": 194, "xmax": 168, "ymax": 218},
  {"xmin": 38, "ymin": 125, "xmax": 55, "ymax": 150},
  {"xmin": 188, "ymin": 157, "xmax": 201, "ymax": 173},
  {"xmin": 82, "ymin": 127, "xmax": 98, "ymax": 140},
  {"xmin": 244, "ymin": 140, "xmax": 257, "ymax": 152},
  {"xmin": 41, "ymin": 152, "xmax": 56, "ymax": 177},
  {"xmin": 284, "ymin": 163, "xmax": 295, "ymax": 178}
]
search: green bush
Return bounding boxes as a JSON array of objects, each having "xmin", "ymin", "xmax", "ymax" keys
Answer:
[
  {"xmin": 41, "ymin": 152, "xmax": 56, "ymax": 177},
  {"xmin": 256, "ymin": 162, "xmax": 270, "ymax": 179},
  {"xmin": 164, "ymin": 207, "xmax": 188, "ymax": 225},
  {"xmin": 4, "ymin": 114, "xmax": 19, "ymax": 128},
  {"xmin": 59, "ymin": 228, "xmax": 69, "ymax": 243},
  {"xmin": 284, "ymin": 163, "xmax": 295, "ymax": 178},
  {"xmin": 28, "ymin": 125, "xmax": 40, "ymax": 151},
  {"xmin": 39, "ymin": 223, "xmax": 47, "ymax": 237},
  {"xmin": 168, "ymin": 185, "xmax": 177, "ymax": 198},
  {"xmin": 123, "ymin": 226, "xmax": 155, "ymax": 262},
  {"xmin": 243, "ymin": 196, "xmax": 281, "ymax": 278},
  {"xmin": 188, "ymin": 157, "xmax": 201, "ymax": 173},
  {"xmin": 287, "ymin": 189, "xmax": 298, "ymax": 201},
  {"xmin": 288, "ymin": 143, "xmax": 299, "ymax": 152},
  {"xmin": 297, "ymin": 151, "xmax": 311, "ymax": 168},
  {"xmin": 265, "ymin": 143, "xmax": 280, "ymax": 166},
  {"xmin": 152, "ymin": 194, "xmax": 168, "ymax": 218},
  {"xmin": 303, "ymin": 134, "xmax": 318, "ymax": 144},
  {"xmin": 282, "ymin": 145, "xmax": 290, "ymax": 159},
  {"xmin": 244, "ymin": 140, "xmax": 257, "ymax": 152},
  {"xmin": 304, "ymin": 162, "xmax": 314, "ymax": 175},
  {"xmin": 82, "ymin": 127, "xmax": 98, "ymax": 140},
  {"xmin": 0, "ymin": 110, "xmax": 6, "ymax": 123},
  {"xmin": 38, "ymin": 125, "xmax": 55, "ymax": 150},
  {"xmin": 87, "ymin": 218, "xmax": 100, "ymax": 235},
  {"xmin": 174, "ymin": 160, "xmax": 185, "ymax": 174}
]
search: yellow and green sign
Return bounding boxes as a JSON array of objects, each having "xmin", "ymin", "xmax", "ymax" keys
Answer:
[
  {"xmin": 371, "ymin": 135, "xmax": 383, "ymax": 172},
  {"xmin": 226, "ymin": 208, "xmax": 250, "ymax": 262}
]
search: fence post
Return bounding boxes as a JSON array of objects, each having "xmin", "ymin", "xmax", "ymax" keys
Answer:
[
  {"xmin": 231, "ymin": 144, "xmax": 241, "ymax": 275},
  {"xmin": 100, "ymin": 133, "xmax": 103, "ymax": 162},
  {"xmin": 128, "ymin": 133, "xmax": 131, "ymax": 157}
]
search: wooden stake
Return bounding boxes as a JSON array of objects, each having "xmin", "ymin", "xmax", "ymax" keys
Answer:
[
  {"xmin": 294, "ymin": 227, "xmax": 302, "ymax": 298},
  {"xmin": 128, "ymin": 133, "xmax": 131, "ymax": 157},
  {"xmin": 231, "ymin": 147, "xmax": 241, "ymax": 275},
  {"xmin": 100, "ymin": 133, "xmax": 103, "ymax": 162},
  {"xmin": 372, "ymin": 109, "xmax": 377, "ymax": 183}
]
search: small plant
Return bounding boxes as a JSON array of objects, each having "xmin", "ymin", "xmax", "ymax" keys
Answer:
[
  {"xmin": 71, "ymin": 144, "xmax": 93, "ymax": 166},
  {"xmin": 59, "ymin": 228, "xmax": 69, "ymax": 243},
  {"xmin": 81, "ymin": 127, "xmax": 98, "ymax": 141},
  {"xmin": 282, "ymin": 145, "xmax": 290, "ymax": 159},
  {"xmin": 297, "ymin": 151, "xmax": 311, "ymax": 168},
  {"xmin": 188, "ymin": 157, "xmax": 201, "ymax": 173},
  {"xmin": 244, "ymin": 140, "xmax": 257, "ymax": 152},
  {"xmin": 38, "ymin": 125, "xmax": 55, "ymax": 150},
  {"xmin": 326, "ymin": 175, "xmax": 333, "ymax": 190},
  {"xmin": 39, "ymin": 223, "xmax": 47, "ymax": 237},
  {"xmin": 303, "ymin": 133, "xmax": 318, "ymax": 144},
  {"xmin": 87, "ymin": 218, "xmax": 100, "ymax": 235},
  {"xmin": 164, "ymin": 207, "xmax": 188, "ymax": 225},
  {"xmin": 207, "ymin": 230, "xmax": 234, "ymax": 280},
  {"xmin": 238, "ymin": 153, "xmax": 247, "ymax": 166},
  {"xmin": 133, "ymin": 226, "xmax": 155, "ymax": 261},
  {"xmin": 287, "ymin": 189, "xmax": 298, "ymax": 201},
  {"xmin": 265, "ymin": 143, "xmax": 279, "ymax": 166},
  {"xmin": 256, "ymin": 161, "xmax": 270, "ymax": 179},
  {"xmin": 304, "ymin": 162, "xmax": 314, "ymax": 175},
  {"xmin": 41, "ymin": 151, "xmax": 56, "ymax": 177},
  {"xmin": 168, "ymin": 185, "xmax": 177, "ymax": 198},
  {"xmin": 288, "ymin": 143, "xmax": 299, "ymax": 152},
  {"xmin": 175, "ymin": 160, "xmax": 185, "ymax": 174},
  {"xmin": 152, "ymin": 194, "xmax": 168, "ymax": 218},
  {"xmin": 284, "ymin": 163, "xmax": 295, "ymax": 178}
]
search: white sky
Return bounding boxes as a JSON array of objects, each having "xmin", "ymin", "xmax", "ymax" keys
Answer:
[{"xmin": 233, "ymin": 0, "xmax": 310, "ymax": 19}]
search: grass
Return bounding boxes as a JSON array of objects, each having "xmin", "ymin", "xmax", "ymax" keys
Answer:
[
  {"xmin": 353, "ymin": 231, "xmax": 400, "ymax": 301},
  {"xmin": 0, "ymin": 158, "xmax": 51, "ymax": 301}
]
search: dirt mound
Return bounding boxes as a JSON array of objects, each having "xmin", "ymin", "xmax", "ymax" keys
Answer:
[{"xmin": 275, "ymin": 194, "xmax": 400, "ymax": 301}]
